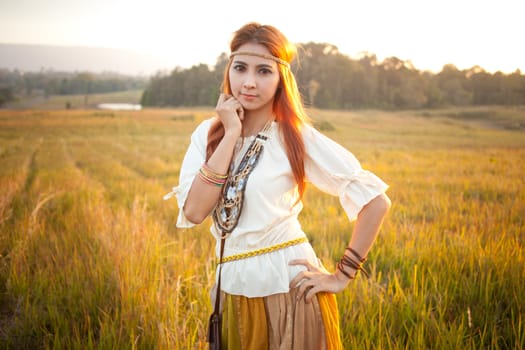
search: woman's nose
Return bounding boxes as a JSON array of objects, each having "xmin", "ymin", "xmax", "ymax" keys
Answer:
[{"xmin": 242, "ymin": 74, "xmax": 256, "ymax": 88}]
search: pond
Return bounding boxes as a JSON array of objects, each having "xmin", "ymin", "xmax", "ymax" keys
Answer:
[{"xmin": 97, "ymin": 103, "xmax": 142, "ymax": 110}]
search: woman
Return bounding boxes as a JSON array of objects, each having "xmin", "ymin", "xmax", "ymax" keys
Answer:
[{"xmin": 164, "ymin": 22, "xmax": 391, "ymax": 349}]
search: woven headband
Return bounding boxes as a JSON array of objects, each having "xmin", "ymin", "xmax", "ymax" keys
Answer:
[{"xmin": 230, "ymin": 50, "xmax": 290, "ymax": 68}]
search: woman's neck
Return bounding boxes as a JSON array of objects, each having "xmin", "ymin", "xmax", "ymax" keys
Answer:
[{"xmin": 242, "ymin": 110, "xmax": 274, "ymax": 136}]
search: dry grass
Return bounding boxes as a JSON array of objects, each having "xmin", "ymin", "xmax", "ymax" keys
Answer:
[{"xmin": 0, "ymin": 106, "xmax": 523, "ymax": 349}]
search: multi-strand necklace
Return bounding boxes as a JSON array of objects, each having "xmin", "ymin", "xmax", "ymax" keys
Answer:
[{"xmin": 213, "ymin": 120, "xmax": 273, "ymax": 235}]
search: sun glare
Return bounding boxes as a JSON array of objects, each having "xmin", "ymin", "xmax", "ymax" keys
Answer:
[{"xmin": 0, "ymin": 0, "xmax": 523, "ymax": 73}]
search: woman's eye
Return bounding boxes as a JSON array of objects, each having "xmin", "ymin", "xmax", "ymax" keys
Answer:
[
  {"xmin": 233, "ymin": 64, "xmax": 246, "ymax": 71},
  {"xmin": 259, "ymin": 68, "xmax": 272, "ymax": 74}
]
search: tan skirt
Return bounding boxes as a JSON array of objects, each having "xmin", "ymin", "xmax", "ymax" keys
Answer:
[{"xmin": 220, "ymin": 289, "xmax": 342, "ymax": 350}]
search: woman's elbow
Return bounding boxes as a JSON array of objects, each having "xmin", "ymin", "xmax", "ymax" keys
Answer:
[{"xmin": 183, "ymin": 206, "xmax": 207, "ymax": 225}]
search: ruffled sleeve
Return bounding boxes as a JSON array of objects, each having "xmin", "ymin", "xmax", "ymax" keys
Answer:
[
  {"xmin": 163, "ymin": 119, "xmax": 212, "ymax": 227},
  {"xmin": 303, "ymin": 124, "xmax": 389, "ymax": 221}
]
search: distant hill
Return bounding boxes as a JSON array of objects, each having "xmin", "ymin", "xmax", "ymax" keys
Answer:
[{"xmin": 0, "ymin": 43, "xmax": 174, "ymax": 76}]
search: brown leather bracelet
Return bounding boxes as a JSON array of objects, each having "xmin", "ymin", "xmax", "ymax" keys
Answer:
[
  {"xmin": 337, "ymin": 261, "xmax": 355, "ymax": 280},
  {"xmin": 339, "ymin": 253, "xmax": 370, "ymax": 278},
  {"xmin": 345, "ymin": 247, "xmax": 367, "ymax": 262}
]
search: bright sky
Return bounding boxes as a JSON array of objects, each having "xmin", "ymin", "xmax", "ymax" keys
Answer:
[{"xmin": 1, "ymin": 0, "xmax": 524, "ymax": 74}]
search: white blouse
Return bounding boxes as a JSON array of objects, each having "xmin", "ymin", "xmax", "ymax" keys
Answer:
[{"xmin": 164, "ymin": 118, "xmax": 388, "ymax": 297}]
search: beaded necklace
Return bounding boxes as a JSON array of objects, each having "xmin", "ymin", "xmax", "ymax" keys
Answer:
[{"xmin": 213, "ymin": 120, "xmax": 273, "ymax": 235}]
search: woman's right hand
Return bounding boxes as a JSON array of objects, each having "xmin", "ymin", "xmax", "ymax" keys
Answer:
[{"xmin": 215, "ymin": 93, "xmax": 243, "ymax": 136}]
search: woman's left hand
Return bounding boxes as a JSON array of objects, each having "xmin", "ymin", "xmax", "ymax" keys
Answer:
[{"xmin": 289, "ymin": 259, "xmax": 350, "ymax": 303}]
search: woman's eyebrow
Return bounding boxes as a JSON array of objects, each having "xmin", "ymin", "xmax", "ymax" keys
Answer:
[{"xmin": 233, "ymin": 59, "xmax": 275, "ymax": 69}]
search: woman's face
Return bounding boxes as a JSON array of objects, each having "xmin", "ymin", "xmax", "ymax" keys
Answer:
[{"xmin": 228, "ymin": 42, "xmax": 281, "ymax": 112}]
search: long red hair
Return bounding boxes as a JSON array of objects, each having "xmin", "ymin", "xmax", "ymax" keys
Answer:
[{"xmin": 206, "ymin": 22, "xmax": 309, "ymax": 198}]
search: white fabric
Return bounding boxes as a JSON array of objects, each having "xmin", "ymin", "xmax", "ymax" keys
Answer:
[{"xmin": 164, "ymin": 118, "xmax": 388, "ymax": 297}]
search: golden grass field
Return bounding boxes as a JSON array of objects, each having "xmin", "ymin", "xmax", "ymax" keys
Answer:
[{"xmin": 0, "ymin": 104, "xmax": 523, "ymax": 349}]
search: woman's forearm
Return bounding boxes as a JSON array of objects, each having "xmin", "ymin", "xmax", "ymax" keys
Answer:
[
  {"xmin": 183, "ymin": 131, "xmax": 239, "ymax": 224},
  {"xmin": 350, "ymin": 193, "xmax": 391, "ymax": 254},
  {"xmin": 336, "ymin": 193, "xmax": 392, "ymax": 279}
]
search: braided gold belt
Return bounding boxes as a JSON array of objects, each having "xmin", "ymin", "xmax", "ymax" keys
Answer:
[{"xmin": 221, "ymin": 237, "xmax": 309, "ymax": 264}]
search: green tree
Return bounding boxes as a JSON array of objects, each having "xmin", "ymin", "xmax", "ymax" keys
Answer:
[{"xmin": 0, "ymin": 86, "xmax": 15, "ymax": 106}]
